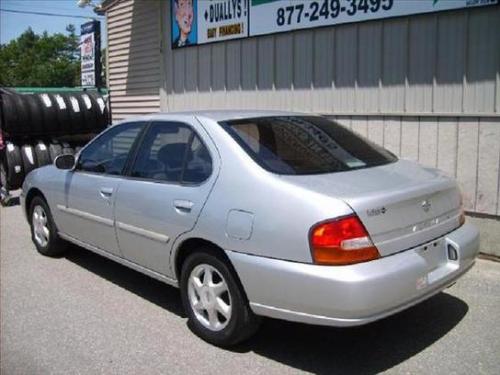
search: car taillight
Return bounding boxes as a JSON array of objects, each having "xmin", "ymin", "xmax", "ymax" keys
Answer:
[{"xmin": 310, "ymin": 215, "xmax": 380, "ymax": 266}]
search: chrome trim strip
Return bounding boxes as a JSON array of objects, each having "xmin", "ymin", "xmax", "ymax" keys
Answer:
[
  {"xmin": 58, "ymin": 232, "xmax": 178, "ymax": 288},
  {"xmin": 57, "ymin": 204, "xmax": 114, "ymax": 227},
  {"xmin": 117, "ymin": 221, "xmax": 170, "ymax": 243}
]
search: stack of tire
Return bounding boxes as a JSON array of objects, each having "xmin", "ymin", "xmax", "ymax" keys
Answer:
[
  {"xmin": 0, "ymin": 140, "xmax": 85, "ymax": 190},
  {"xmin": 0, "ymin": 89, "xmax": 108, "ymax": 192},
  {"xmin": 0, "ymin": 91, "xmax": 108, "ymax": 138}
]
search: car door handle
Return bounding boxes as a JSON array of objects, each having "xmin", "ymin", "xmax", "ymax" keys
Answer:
[
  {"xmin": 100, "ymin": 187, "xmax": 114, "ymax": 199},
  {"xmin": 173, "ymin": 199, "xmax": 194, "ymax": 213}
]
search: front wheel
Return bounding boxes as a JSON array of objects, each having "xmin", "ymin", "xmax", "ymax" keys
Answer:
[
  {"xmin": 180, "ymin": 250, "xmax": 260, "ymax": 347},
  {"xmin": 29, "ymin": 196, "xmax": 67, "ymax": 257}
]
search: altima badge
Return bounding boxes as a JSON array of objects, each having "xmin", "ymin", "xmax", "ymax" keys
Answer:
[{"xmin": 367, "ymin": 207, "xmax": 386, "ymax": 217}]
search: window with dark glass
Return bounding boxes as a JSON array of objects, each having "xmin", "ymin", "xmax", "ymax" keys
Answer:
[
  {"xmin": 130, "ymin": 122, "xmax": 212, "ymax": 184},
  {"xmin": 219, "ymin": 116, "xmax": 397, "ymax": 175},
  {"xmin": 77, "ymin": 122, "xmax": 144, "ymax": 175}
]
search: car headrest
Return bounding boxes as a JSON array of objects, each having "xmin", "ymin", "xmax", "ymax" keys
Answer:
[{"xmin": 157, "ymin": 143, "xmax": 191, "ymax": 168}]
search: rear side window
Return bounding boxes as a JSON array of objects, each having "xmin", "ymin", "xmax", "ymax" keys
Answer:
[
  {"xmin": 220, "ymin": 116, "xmax": 397, "ymax": 175},
  {"xmin": 130, "ymin": 122, "xmax": 212, "ymax": 184}
]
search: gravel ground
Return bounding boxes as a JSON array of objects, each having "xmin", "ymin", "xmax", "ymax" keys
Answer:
[{"xmin": 1, "ymin": 203, "xmax": 500, "ymax": 375}]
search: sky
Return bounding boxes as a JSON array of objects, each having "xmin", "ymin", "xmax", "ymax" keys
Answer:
[{"xmin": 0, "ymin": 0, "xmax": 106, "ymax": 45}]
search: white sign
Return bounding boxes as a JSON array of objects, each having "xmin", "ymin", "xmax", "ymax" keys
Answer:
[
  {"xmin": 250, "ymin": 0, "xmax": 499, "ymax": 36},
  {"xmin": 81, "ymin": 32, "xmax": 95, "ymax": 87},
  {"xmin": 197, "ymin": 0, "xmax": 249, "ymax": 44}
]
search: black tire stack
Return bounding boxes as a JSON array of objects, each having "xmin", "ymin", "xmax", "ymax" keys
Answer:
[
  {"xmin": 0, "ymin": 89, "xmax": 108, "ymax": 192},
  {"xmin": 1, "ymin": 91, "xmax": 108, "ymax": 137},
  {"xmin": 1, "ymin": 140, "xmax": 88, "ymax": 190}
]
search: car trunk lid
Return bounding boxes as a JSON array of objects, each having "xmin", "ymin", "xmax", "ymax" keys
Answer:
[{"xmin": 281, "ymin": 160, "xmax": 462, "ymax": 257}]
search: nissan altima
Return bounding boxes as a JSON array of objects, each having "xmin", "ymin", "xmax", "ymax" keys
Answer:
[{"xmin": 21, "ymin": 111, "xmax": 479, "ymax": 346}]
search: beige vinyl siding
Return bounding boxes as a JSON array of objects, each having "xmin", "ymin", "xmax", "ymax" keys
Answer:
[{"xmin": 106, "ymin": 0, "xmax": 160, "ymax": 121}]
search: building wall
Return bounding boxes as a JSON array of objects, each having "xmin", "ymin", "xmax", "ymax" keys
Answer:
[
  {"xmin": 105, "ymin": 1, "xmax": 500, "ymax": 217},
  {"xmin": 106, "ymin": 0, "xmax": 161, "ymax": 121},
  {"xmin": 160, "ymin": 2, "xmax": 499, "ymax": 216}
]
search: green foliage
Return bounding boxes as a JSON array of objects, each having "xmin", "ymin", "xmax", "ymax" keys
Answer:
[{"xmin": 0, "ymin": 25, "xmax": 80, "ymax": 87}]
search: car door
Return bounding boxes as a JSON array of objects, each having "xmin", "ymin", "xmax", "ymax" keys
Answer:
[
  {"xmin": 113, "ymin": 119, "xmax": 218, "ymax": 276},
  {"xmin": 58, "ymin": 121, "xmax": 145, "ymax": 256}
]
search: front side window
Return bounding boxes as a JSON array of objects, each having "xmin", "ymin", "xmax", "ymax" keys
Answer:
[
  {"xmin": 77, "ymin": 122, "xmax": 144, "ymax": 175},
  {"xmin": 130, "ymin": 122, "xmax": 212, "ymax": 184},
  {"xmin": 220, "ymin": 116, "xmax": 397, "ymax": 175}
]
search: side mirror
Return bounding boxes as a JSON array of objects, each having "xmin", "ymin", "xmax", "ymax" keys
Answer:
[{"xmin": 54, "ymin": 154, "xmax": 76, "ymax": 170}]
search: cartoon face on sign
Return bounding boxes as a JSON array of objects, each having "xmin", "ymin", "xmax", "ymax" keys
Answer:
[
  {"xmin": 172, "ymin": 0, "xmax": 197, "ymax": 48},
  {"xmin": 82, "ymin": 35, "xmax": 93, "ymax": 56}
]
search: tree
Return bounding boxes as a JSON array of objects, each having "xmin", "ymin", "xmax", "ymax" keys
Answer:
[{"xmin": 0, "ymin": 26, "xmax": 80, "ymax": 87}]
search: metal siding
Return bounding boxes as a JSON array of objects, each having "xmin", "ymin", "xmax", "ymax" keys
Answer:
[
  {"xmin": 240, "ymin": 38, "xmax": 258, "ymax": 109},
  {"xmin": 226, "ymin": 41, "xmax": 241, "ymax": 91},
  {"xmin": 476, "ymin": 119, "xmax": 500, "ymax": 214},
  {"xmin": 464, "ymin": 8, "xmax": 499, "ymax": 113},
  {"xmin": 197, "ymin": 44, "xmax": 211, "ymax": 108},
  {"xmin": 211, "ymin": 43, "xmax": 226, "ymax": 108},
  {"xmin": 357, "ymin": 23, "xmax": 381, "ymax": 113},
  {"xmin": 434, "ymin": 13, "xmax": 466, "ymax": 113},
  {"xmin": 436, "ymin": 118, "xmax": 458, "ymax": 178},
  {"xmin": 334, "ymin": 24, "xmax": 357, "ymax": 113},
  {"xmin": 257, "ymin": 36, "xmax": 274, "ymax": 109},
  {"xmin": 367, "ymin": 117, "xmax": 384, "ymax": 146},
  {"xmin": 406, "ymin": 16, "xmax": 436, "ymax": 113},
  {"xmin": 312, "ymin": 28, "xmax": 333, "ymax": 113},
  {"xmin": 185, "ymin": 47, "xmax": 198, "ymax": 93},
  {"xmin": 400, "ymin": 117, "xmax": 419, "ymax": 162},
  {"xmin": 383, "ymin": 117, "xmax": 401, "ymax": 157},
  {"xmin": 380, "ymin": 18, "xmax": 407, "ymax": 113},
  {"xmin": 275, "ymin": 33, "xmax": 294, "ymax": 110},
  {"xmin": 418, "ymin": 118, "xmax": 438, "ymax": 168},
  {"xmin": 456, "ymin": 118, "xmax": 480, "ymax": 211},
  {"xmin": 294, "ymin": 31, "xmax": 313, "ymax": 112}
]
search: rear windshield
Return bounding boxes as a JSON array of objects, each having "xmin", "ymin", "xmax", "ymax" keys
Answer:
[{"xmin": 219, "ymin": 116, "xmax": 397, "ymax": 175}]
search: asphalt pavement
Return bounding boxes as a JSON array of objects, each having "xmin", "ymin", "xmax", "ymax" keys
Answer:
[{"xmin": 1, "ymin": 203, "xmax": 500, "ymax": 374}]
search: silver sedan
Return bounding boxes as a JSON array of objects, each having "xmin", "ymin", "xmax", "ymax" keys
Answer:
[{"xmin": 21, "ymin": 111, "xmax": 479, "ymax": 347}]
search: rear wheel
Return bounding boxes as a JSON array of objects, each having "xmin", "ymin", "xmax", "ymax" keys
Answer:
[
  {"xmin": 29, "ymin": 196, "xmax": 67, "ymax": 256},
  {"xmin": 2, "ymin": 143, "xmax": 24, "ymax": 190},
  {"xmin": 180, "ymin": 249, "xmax": 260, "ymax": 347}
]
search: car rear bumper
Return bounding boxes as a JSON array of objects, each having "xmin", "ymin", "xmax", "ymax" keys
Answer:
[{"xmin": 226, "ymin": 223, "xmax": 479, "ymax": 327}]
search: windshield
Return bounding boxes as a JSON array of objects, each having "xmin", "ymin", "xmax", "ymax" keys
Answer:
[{"xmin": 219, "ymin": 116, "xmax": 397, "ymax": 175}]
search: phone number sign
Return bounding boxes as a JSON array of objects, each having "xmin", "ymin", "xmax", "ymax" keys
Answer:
[
  {"xmin": 171, "ymin": 0, "xmax": 498, "ymax": 48},
  {"xmin": 249, "ymin": 0, "xmax": 498, "ymax": 36}
]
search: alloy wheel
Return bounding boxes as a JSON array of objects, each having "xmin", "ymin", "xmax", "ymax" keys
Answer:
[
  {"xmin": 187, "ymin": 263, "xmax": 232, "ymax": 331},
  {"xmin": 32, "ymin": 205, "xmax": 49, "ymax": 247}
]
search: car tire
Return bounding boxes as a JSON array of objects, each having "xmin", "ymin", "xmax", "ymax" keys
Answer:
[
  {"xmin": 180, "ymin": 249, "xmax": 261, "ymax": 347},
  {"xmin": 1, "ymin": 143, "xmax": 24, "ymax": 190},
  {"xmin": 34, "ymin": 141, "xmax": 51, "ymax": 167},
  {"xmin": 21, "ymin": 144, "xmax": 38, "ymax": 175},
  {"xmin": 48, "ymin": 143, "xmax": 63, "ymax": 162},
  {"xmin": 29, "ymin": 196, "xmax": 67, "ymax": 256},
  {"xmin": 61, "ymin": 142, "xmax": 74, "ymax": 155}
]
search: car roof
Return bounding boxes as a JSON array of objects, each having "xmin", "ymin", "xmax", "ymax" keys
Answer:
[{"xmin": 124, "ymin": 110, "xmax": 317, "ymax": 123}]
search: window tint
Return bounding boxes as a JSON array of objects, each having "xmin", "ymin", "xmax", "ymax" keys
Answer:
[
  {"xmin": 183, "ymin": 134, "xmax": 213, "ymax": 184},
  {"xmin": 130, "ymin": 122, "xmax": 212, "ymax": 184},
  {"xmin": 220, "ymin": 116, "xmax": 397, "ymax": 175},
  {"xmin": 77, "ymin": 122, "xmax": 144, "ymax": 175}
]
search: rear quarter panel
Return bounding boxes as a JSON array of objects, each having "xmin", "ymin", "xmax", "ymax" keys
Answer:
[{"xmin": 178, "ymin": 117, "xmax": 354, "ymax": 264}]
